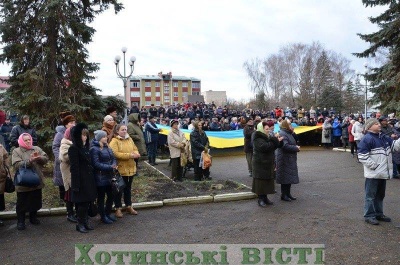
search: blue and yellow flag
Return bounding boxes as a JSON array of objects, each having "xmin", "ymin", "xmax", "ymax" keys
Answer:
[{"xmin": 157, "ymin": 124, "xmax": 322, "ymax": 149}]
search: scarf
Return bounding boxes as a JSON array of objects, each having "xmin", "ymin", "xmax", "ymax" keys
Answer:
[
  {"xmin": 256, "ymin": 122, "xmax": 265, "ymax": 134},
  {"xmin": 18, "ymin": 133, "xmax": 33, "ymax": 150}
]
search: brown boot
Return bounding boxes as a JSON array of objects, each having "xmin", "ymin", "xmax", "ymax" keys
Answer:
[
  {"xmin": 126, "ymin": 206, "xmax": 138, "ymax": 215},
  {"xmin": 115, "ymin": 208, "xmax": 123, "ymax": 218}
]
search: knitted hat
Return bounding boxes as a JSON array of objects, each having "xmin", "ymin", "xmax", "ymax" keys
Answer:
[
  {"xmin": 280, "ymin": 119, "xmax": 291, "ymax": 130},
  {"xmin": 364, "ymin": 118, "xmax": 379, "ymax": 131},
  {"xmin": 266, "ymin": 120, "xmax": 275, "ymax": 128},
  {"xmin": 94, "ymin": 130, "xmax": 107, "ymax": 141},
  {"xmin": 62, "ymin": 115, "xmax": 75, "ymax": 126},
  {"xmin": 104, "ymin": 115, "xmax": 114, "ymax": 122}
]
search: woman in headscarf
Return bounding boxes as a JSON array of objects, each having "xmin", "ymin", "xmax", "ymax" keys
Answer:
[
  {"xmin": 252, "ymin": 120, "xmax": 283, "ymax": 207},
  {"xmin": 275, "ymin": 119, "xmax": 301, "ymax": 202},
  {"xmin": 12, "ymin": 133, "xmax": 48, "ymax": 230}
]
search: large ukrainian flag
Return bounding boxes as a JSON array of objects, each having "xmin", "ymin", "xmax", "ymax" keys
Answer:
[{"xmin": 157, "ymin": 124, "xmax": 322, "ymax": 148}]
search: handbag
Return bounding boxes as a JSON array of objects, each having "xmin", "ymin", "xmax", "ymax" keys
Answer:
[
  {"xmin": 88, "ymin": 201, "xmax": 98, "ymax": 217},
  {"xmin": 4, "ymin": 164, "xmax": 15, "ymax": 193},
  {"xmin": 111, "ymin": 169, "xmax": 126, "ymax": 196},
  {"xmin": 14, "ymin": 162, "xmax": 41, "ymax": 187}
]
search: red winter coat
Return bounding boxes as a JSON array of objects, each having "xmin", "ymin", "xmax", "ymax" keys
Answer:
[{"xmin": 348, "ymin": 123, "xmax": 355, "ymax": 142}]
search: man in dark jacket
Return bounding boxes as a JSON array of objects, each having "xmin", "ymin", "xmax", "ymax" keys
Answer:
[
  {"xmin": 145, "ymin": 116, "xmax": 161, "ymax": 165},
  {"xmin": 190, "ymin": 121, "xmax": 211, "ymax": 181},
  {"xmin": 0, "ymin": 117, "xmax": 13, "ymax": 152},
  {"xmin": 9, "ymin": 115, "xmax": 38, "ymax": 148},
  {"xmin": 243, "ymin": 118, "xmax": 255, "ymax": 177}
]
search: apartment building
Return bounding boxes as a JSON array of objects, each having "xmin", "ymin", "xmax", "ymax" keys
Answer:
[{"xmin": 128, "ymin": 72, "xmax": 201, "ymax": 107}]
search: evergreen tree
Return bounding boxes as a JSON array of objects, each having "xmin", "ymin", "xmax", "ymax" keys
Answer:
[
  {"xmin": 298, "ymin": 55, "xmax": 314, "ymax": 109},
  {"xmin": 354, "ymin": 0, "xmax": 400, "ymax": 114},
  {"xmin": 0, "ymin": 0, "xmax": 123, "ymax": 148},
  {"xmin": 313, "ymin": 50, "xmax": 333, "ymax": 105}
]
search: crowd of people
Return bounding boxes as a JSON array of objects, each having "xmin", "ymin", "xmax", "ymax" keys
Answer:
[{"xmin": 0, "ymin": 102, "xmax": 399, "ymax": 230}]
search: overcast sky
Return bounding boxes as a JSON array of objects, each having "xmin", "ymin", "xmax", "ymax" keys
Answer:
[{"xmin": 0, "ymin": 0, "xmax": 386, "ymax": 102}]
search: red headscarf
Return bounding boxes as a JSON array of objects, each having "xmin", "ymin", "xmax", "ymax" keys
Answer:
[{"xmin": 18, "ymin": 133, "xmax": 33, "ymax": 150}]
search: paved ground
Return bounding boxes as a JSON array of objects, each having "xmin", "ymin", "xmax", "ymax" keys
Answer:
[{"xmin": 1, "ymin": 148, "xmax": 400, "ymax": 264}]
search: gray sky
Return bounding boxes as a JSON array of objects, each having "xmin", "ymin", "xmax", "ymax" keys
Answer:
[{"xmin": 0, "ymin": 0, "xmax": 386, "ymax": 102}]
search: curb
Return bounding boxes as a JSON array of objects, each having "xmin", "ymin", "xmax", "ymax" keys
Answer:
[
  {"xmin": 0, "ymin": 192, "xmax": 256, "ymax": 220},
  {"xmin": 332, "ymin": 147, "xmax": 351, "ymax": 153}
]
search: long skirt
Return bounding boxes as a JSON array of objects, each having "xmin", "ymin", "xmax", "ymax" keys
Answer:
[
  {"xmin": 16, "ymin": 189, "xmax": 42, "ymax": 214},
  {"xmin": 252, "ymin": 178, "xmax": 275, "ymax": 195}
]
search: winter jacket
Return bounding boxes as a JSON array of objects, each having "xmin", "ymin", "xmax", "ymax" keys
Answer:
[
  {"xmin": 275, "ymin": 129, "xmax": 300, "ymax": 185},
  {"xmin": 109, "ymin": 135, "xmax": 139, "ymax": 177},
  {"xmin": 90, "ymin": 139, "xmax": 116, "ymax": 187},
  {"xmin": 68, "ymin": 123, "xmax": 97, "ymax": 203},
  {"xmin": 144, "ymin": 121, "xmax": 160, "ymax": 144},
  {"xmin": 127, "ymin": 113, "xmax": 147, "ymax": 155},
  {"xmin": 10, "ymin": 123, "xmax": 38, "ymax": 148},
  {"xmin": 190, "ymin": 129, "xmax": 209, "ymax": 160},
  {"xmin": 0, "ymin": 144, "xmax": 9, "ymax": 194},
  {"xmin": 358, "ymin": 131, "xmax": 400, "ymax": 179},
  {"xmin": 52, "ymin": 125, "xmax": 66, "ymax": 186},
  {"xmin": 59, "ymin": 138, "xmax": 73, "ymax": 191},
  {"xmin": 332, "ymin": 119, "xmax": 342, "ymax": 137},
  {"xmin": 209, "ymin": 122, "xmax": 221, "ymax": 131},
  {"xmin": 340, "ymin": 122, "xmax": 350, "ymax": 139},
  {"xmin": 348, "ymin": 123, "xmax": 355, "ymax": 142},
  {"xmin": 251, "ymin": 131, "xmax": 281, "ymax": 180},
  {"xmin": 11, "ymin": 146, "xmax": 48, "ymax": 193},
  {"xmin": 351, "ymin": 121, "xmax": 364, "ymax": 141},
  {"xmin": 321, "ymin": 121, "xmax": 332, "ymax": 144},
  {"xmin": 243, "ymin": 125, "xmax": 255, "ymax": 153},
  {"xmin": 167, "ymin": 128, "xmax": 187, "ymax": 159}
]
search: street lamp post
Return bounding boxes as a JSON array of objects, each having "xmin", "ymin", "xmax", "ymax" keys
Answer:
[
  {"xmin": 356, "ymin": 62, "xmax": 369, "ymax": 119},
  {"xmin": 114, "ymin": 47, "xmax": 136, "ymax": 124},
  {"xmin": 363, "ymin": 62, "xmax": 369, "ymax": 119}
]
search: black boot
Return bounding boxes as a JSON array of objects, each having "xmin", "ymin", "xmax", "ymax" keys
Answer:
[
  {"xmin": 257, "ymin": 195, "xmax": 267, "ymax": 207},
  {"xmin": 287, "ymin": 184, "xmax": 297, "ymax": 200},
  {"xmin": 66, "ymin": 201, "xmax": 78, "ymax": 223},
  {"xmin": 17, "ymin": 212, "xmax": 26, "ymax": 230},
  {"xmin": 76, "ymin": 205, "xmax": 88, "ymax": 233},
  {"xmin": 76, "ymin": 222, "xmax": 88, "ymax": 233},
  {"xmin": 281, "ymin": 185, "xmax": 291, "ymax": 202},
  {"xmin": 84, "ymin": 217, "xmax": 94, "ymax": 230},
  {"xmin": 29, "ymin": 211, "xmax": 40, "ymax": 225},
  {"xmin": 264, "ymin": 196, "xmax": 274, "ymax": 205}
]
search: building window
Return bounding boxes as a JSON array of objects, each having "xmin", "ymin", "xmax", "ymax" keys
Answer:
[
  {"xmin": 182, "ymin": 92, "xmax": 188, "ymax": 98},
  {"xmin": 192, "ymin": 92, "xmax": 200, "ymax": 96},
  {"xmin": 173, "ymin": 92, "xmax": 178, "ymax": 97},
  {"xmin": 173, "ymin": 82, "xmax": 178, "ymax": 87},
  {"xmin": 182, "ymin": 82, "xmax": 188, "ymax": 87},
  {"xmin": 155, "ymin": 92, "xmax": 160, "ymax": 97},
  {"xmin": 131, "ymin": 81, "xmax": 139, "ymax": 88},
  {"xmin": 145, "ymin": 82, "xmax": 151, "ymax": 87},
  {"xmin": 155, "ymin": 82, "xmax": 160, "ymax": 87},
  {"xmin": 145, "ymin": 92, "xmax": 152, "ymax": 97},
  {"xmin": 164, "ymin": 96, "xmax": 170, "ymax": 100},
  {"xmin": 155, "ymin": 101, "xmax": 160, "ymax": 106},
  {"xmin": 192, "ymin": 82, "xmax": 200, "ymax": 88},
  {"xmin": 130, "ymin": 91, "xmax": 140, "ymax": 97},
  {"xmin": 164, "ymin": 99, "xmax": 170, "ymax": 103},
  {"xmin": 145, "ymin": 101, "xmax": 152, "ymax": 106},
  {"xmin": 164, "ymin": 88, "xmax": 169, "ymax": 93}
]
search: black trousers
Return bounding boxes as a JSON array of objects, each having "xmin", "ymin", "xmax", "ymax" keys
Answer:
[
  {"xmin": 193, "ymin": 158, "xmax": 210, "ymax": 181},
  {"xmin": 170, "ymin": 157, "xmax": 183, "ymax": 180},
  {"xmin": 76, "ymin": 202, "xmax": 90, "ymax": 224},
  {"xmin": 97, "ymin": 185, "xmax": 113, "ymax": 216},
  {"xmin": 114, "ymin": 176, "xmax": 134, "ymax": 208}
]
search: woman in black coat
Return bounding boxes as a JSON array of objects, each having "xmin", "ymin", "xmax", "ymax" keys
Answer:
[
  {"xmin": 276, "ymin": 119, "xmax": 300, "ymax": 202},
  {"xmin": 69, "ymin": 123, "xmax": 97, "ymax": 233},
  {"xmin": 252, "ymin": 120, "xmax": 283, "ymax": 207}
]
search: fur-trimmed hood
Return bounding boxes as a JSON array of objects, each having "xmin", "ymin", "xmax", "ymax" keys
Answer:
[{"xmin": 71, "ymin": 122, "xmax": 89, "ymax": 149}]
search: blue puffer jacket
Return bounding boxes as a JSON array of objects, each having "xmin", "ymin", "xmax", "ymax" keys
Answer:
[
  {"xmin": 332, "ymin": 119, "xmax": 342, "ymax": 137},
  {"xmin": 358, "ymin": 132, "xmax": 400, "ymax": 179},
  {"xmin": 89, "ymin": 139, "xmax": 117, "ymax": 186}
]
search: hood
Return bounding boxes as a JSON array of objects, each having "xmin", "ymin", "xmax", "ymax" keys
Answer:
[
  {"xmin": 56, "ymin": 125, "xmax": 66, "ymax": 134},
  {"xmin": 129, "ymin": 113, "xmax": 139, "ymax": 123},
  {"xmin": 71, "ymin": 122, "xmax": 89, "ymax": 149},
  {"xmin": 90, "ymin": 138, "xmax": 100, "ymax": 148}
]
